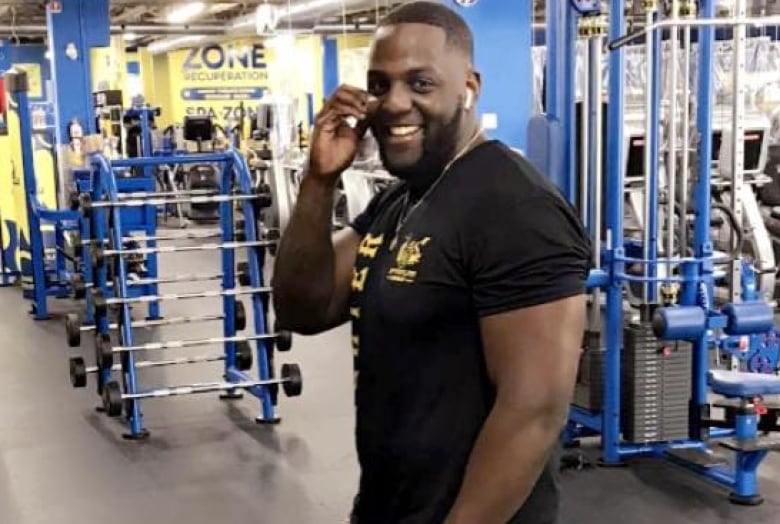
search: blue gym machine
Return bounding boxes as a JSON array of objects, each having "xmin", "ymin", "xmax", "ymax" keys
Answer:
[
  {"xmin": 67, "ymin": 145, "xmax": 298, "ymax": 439},
  {"xmin": 4, "ymin": 69, "xmax": 82, "ymax": 319},
  {"xmin": 551, "ymin": 0, "xmax": 780, "ymax": 505}
]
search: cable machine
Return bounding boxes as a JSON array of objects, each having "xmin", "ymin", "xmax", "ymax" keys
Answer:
[{"xmin": 558, "ymin": 0, "xmax": 780, "ymax": 504}]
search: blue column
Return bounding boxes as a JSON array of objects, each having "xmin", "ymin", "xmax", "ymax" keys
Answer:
[
  {"xmin": 322, "ymin": 37, "xmax": 339, "ymax": 100},
  {"xmin": 0, "ymin": 40, "xmax": 11, "ymax": 73},
  {"xmin": 46, "ymin": 0, "xmax": 109, "ymax": 145},
  {"xmin": 451, "ymin": 0, "xmax": 533, "ymax": 151}
]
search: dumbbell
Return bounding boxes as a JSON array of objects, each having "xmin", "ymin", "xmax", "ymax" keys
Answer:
[
  {"xmin": 237, "ymin": 261, "xmax": 251, "ymax": 286},
  {"xmin": 79, "ymin": 193, "xmax": 93, "ymax": 216},
  {"xmin": 71, "ymin": 274, "xmax": 86, "ymax": 300},
  {"xmin": 266, "ymin": 229, "xmax": 280, "ymax": 256},
  {"xmin": 69, "ymin": 341, "xmax": 254, "ymax": 388},
  {"xmin": 68, "ymin": 191, "xmax": 81, "ymax": 211},
  {"xmin": 95, "ymin": 333, "xmax": 113, "ymax": 369},
  {"xmin": 91, "ymin": 286, "xmax": 262, "ymax": 317},
  {"xmin": 251, "ymin": 184, "xmax": 273, "ymax": 213},
  {"xmin": 90, "ymin": 238, "xmax": 274, "ymax": 268},
  {"xmin": 235, "ymin": 219, "xmax": 247, "ymax": 242},
  {"xmin": 275, "ymin": 322, "xmax": 293, "ymax": 351},
  {"xmin": 71, "ymin": 301, "xmax": 247, "ymax": 347},
  {"xmin": 101, "ymin": 362, "xmax": 303, "ymax": 417}
]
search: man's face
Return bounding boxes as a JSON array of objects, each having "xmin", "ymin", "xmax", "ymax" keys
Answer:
[{"xmin": 367, "ymin": 23, "xmax": 471, "ymax": 187}]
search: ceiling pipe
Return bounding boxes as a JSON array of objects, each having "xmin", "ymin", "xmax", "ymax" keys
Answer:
[
  {"xmin": 0, "ymin": 23, "xmax": 227, "ymax": 36},
  {"xmin": 227, "ymin": 0, "xmax": 375, "ymax": 33}
]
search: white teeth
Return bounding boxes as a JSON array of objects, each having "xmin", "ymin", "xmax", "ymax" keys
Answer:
[{"xmin": 389, "ymin": 126, "xmax": 420, "ymax": 137}]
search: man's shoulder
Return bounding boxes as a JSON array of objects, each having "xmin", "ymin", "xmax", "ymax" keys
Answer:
[{"xmin": 451, "ymin": 140, "xmax": 566, "ymax": 210}]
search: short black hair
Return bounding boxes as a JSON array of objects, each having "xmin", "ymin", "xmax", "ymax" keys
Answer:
[{"xmin": 378, "ymin": 1, "xmax": 474, "ymax": 61}]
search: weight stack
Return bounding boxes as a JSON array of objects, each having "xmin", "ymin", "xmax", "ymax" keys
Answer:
[
  {"xmin": 622, "ymin": 322, "xmax": 692, "ymax": 443},
  {"xmin": 574, "ymin": 348, "xmax": 604, "ymax": 411}
]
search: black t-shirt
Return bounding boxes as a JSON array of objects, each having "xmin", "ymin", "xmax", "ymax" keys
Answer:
[{"xmin": 348, "ymin": 140, "xmax": 591, "ymax": 524}]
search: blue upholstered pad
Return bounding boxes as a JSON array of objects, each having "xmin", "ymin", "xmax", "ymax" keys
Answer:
[{"xmin": 708, "ymin": 370, "xmax": 780, "ymax": 397}]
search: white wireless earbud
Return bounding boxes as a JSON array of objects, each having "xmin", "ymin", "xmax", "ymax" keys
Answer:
[{"xmin": 464, "ymin": 89, "xmax": 474, "ymax": 110}]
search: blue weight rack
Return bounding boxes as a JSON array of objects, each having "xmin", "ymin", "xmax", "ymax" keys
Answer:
[
  {"xmin": 558, "ymin": 0, "xmax": 780, "ymax": 505},
  {"xmin": 68, "ymin": 106, "xmax": 162, "ymax": 328},
  {"xmin": 68, "ymin": 148, "xmax": 298, "ymax": 439}
]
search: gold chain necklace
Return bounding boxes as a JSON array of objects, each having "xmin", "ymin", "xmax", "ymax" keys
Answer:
[{"xmin": 388, "ymin": 128, "xmax": 485, "ymax": 251}]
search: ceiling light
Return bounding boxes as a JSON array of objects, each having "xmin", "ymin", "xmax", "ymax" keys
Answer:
[
  {"xmin": 123, "ymin": 32, "xmax": 139, "ymax": 41},
  {"xmin": 166, "ymin": 2, "xmax": 206, "ymax": 24}
]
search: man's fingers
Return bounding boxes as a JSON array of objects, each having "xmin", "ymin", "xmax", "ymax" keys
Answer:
[{"xmin": 316, "ymin": 102, "xmax": 368, "ymax": 131}]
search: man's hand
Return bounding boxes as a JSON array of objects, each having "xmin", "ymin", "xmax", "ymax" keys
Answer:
[
  {"xmin": 444, "ymin": 294, "xmax": 586, "ymax": 524},
  {"xmin": 271, "ymin": 86, "xmax": 377, "ymax": 335},
  {"xmin": 309, "ymin": 84, "xmax": 378, "ymax": 181}
]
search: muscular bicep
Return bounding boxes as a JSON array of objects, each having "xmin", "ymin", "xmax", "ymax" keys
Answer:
[
  {"xmin": 321, "ymin": 227, "xmax": 362, "ymax": 328},
  {"xmin": 480, "ymin": 295, "xmax": 586, "ymax": 416}
]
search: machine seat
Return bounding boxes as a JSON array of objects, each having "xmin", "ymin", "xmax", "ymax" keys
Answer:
[{"xmin": 708, "ymin": 370, "xmax": 780, "ymax": 398}]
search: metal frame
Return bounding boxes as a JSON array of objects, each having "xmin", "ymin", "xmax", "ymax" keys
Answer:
[
  {"xmin": 5, "ymin": 69, "xmax": 81, "ymax": 319},
  {"xmin": 84, "ymin": 147, "xmax": 280, "ymax": 438},
  {"xmin": 563, "ymin": 0, "xmax": 780, "ymax": 504}
]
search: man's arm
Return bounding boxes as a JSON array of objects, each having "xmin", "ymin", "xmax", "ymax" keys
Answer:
[
  {"xmin": 272, "ymin": 84, "xmax": 376, "ymax": 335},
  {"xmin": 444, "ymin": 294, "xmax": 586, "ymax": 524},
  {"xmin": 271, "ymin": 174, "xmax": 362, "ymax": 335}
]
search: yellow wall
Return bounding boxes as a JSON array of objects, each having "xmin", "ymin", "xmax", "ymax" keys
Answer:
[
  {"xmin": 165, "ymin": 38, "xmax": 269, "ymax": 127},
  {"xmin": 335, "ymin": 34, "xmax": 373, "ymax": 50},
  {"xmin": 0, "ymin": 134, "xmax": 16, "ymax": 270},
  {"xmin": 336, "ymin": 35, "xmax": 372, "ymax": 91},
  {"xmin": 266, "ymin": 34, "xmax": 324, "ymax": 123},
  {"xmin": 127, "ymin": 34, "xmax": 372, "ymax": 130},
  {"xmin": 145, "ymin": 35, "xmax": 323, "ymax": 128},
  {"xmin": 138, "ymin": 48, "xmax": 156, "ymax": 106},
  {"xmin": 153, "ymin": 53, "xmax": 175, "ymax": 129},
  {"xmin": 90, "ymin": 36, "xmax": 128, "ymax": 97}
]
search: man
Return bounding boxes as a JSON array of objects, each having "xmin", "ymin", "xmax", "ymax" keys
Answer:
[{"xmin": 272, "ymin": 3, "xmax": 591, "ymax": 523}]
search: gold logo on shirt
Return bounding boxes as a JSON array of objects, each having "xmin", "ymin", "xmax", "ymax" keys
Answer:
[
  {"xmin": 351, "ymin": 267, "xmax": 369, "ymax": 292},
  {"xmin": 387, "ymin": 236, "xmax": 431, "ymax": 284},
  {"xmin": 358, "ymin": 233, "xmax": 384, "ymax": 259}
]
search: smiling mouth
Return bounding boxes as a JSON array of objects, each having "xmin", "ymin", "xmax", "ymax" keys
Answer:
[
  {"xmin": 388, "ymin": 125, "xmax": 422, "ymax": 137},
  {"xmin": 382, "ymin": 125, "xmax": 424, "ymax": 145}
]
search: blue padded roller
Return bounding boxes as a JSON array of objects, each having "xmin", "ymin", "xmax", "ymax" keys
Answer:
[
  {"xmin": 708, "ymin": 370, "xmax": 780, "ymax": 398},
  {"xmin": 652, "ymin": 306, "xmax": 707, "ymax": 340},
  {"xmin": 722, "ymin": 302, "xmax": 773, "ymax": 336}
]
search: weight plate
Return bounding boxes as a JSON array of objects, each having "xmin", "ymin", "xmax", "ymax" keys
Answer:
[
  {"xmin": 234, "ymin": 300, "xmax": 247, "ymax": 331},
  {"xmin": 237, "ymin": 261, "xmax": 250, "ymax": 287},
  {"xmin": 66, "ymin": 313, "xmax": 82, "ymax": 347},
  {"xmin": 69, "ymin": 357, "xmax": 87, "ymax": 388},
  {"xmin": 69, "ymin": 191, "xmax": 80, "ymax": 211},
  {"xmin": 90, "ymin": 242, "xmax": 104, "ymax": 268},
  {"xmin": 92, "ymin": 289, "xmax": 108, "ymax": 316},
  {"xmin": 236, "ymin": 340, "xmax": 253, "ymax": 371},
  {"xmin": 96, "ymin": 366, "xmax": 105, "ymax": 396},
  {"xmin": 276, "ymin": 330, "xmax": 293, "ymax": 352},
  {"xmin": 102, "ymin": 381, "xmax": 123, "ymax": 417},
  {"xmin": 96, "ymin": 333, "xmax": 113, "ymax": 369},
  {"xmin": 72, "ymin": 274, "xmax": 86, "ymax": 299},
  {"xmin": 78, "ymin": 193, "xmax": 93, "ymax": 214},
  {"xmin": 281, "ymin": 363, "xmax": 302, "ymax": 397}
]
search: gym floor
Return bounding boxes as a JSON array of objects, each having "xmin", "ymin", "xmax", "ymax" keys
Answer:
[{"xmin": 1, "ymin": 238, "xmax": 780, "ymax": 524}]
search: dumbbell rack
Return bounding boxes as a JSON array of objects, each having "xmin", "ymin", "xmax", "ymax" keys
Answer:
[
  {"xmin": 72, "ymin": 167, "xmax": 161, "ymax": 326},
  {"xmin": 69, "ymin": 149, "xmax": 298, "ymax": 439}
]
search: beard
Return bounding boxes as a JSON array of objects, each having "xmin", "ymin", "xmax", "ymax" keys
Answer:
[{"xmin": 376, "ymin": 102, "xmax": 466, "ymax": 193}]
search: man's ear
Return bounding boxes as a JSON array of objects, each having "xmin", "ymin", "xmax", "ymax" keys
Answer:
[{"xmin": 466, "ymin": 70, "xmax": 482, "ymax": 110}]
